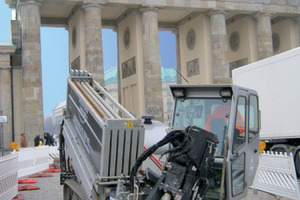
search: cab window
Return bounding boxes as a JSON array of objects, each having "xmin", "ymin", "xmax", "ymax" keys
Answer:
[
  {"xmin": 249, "ymin": 95, "xmax": 259, "ymax": 141},
  {"xmin": 233, "ymin": 97, "xmax": 246, "ymax": 152},
  {"xmin": 231, "ymin": 153, "xmax": 245, "ymax": 196},
  {"xmin": 173, "ymin": 98, "xmax": 231, "ymax": 157}
]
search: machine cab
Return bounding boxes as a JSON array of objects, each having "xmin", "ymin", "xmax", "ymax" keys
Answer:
[{"xmin": 170, "ymin": 85, "xmax": 260, "ymax": 200}]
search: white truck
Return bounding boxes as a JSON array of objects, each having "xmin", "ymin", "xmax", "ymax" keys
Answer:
[{"xmin": 232, "ymin": 47, "xmax": 300, "ymax": 177}]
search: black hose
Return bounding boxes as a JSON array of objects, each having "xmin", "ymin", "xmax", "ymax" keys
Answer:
[
  {"xmin": 168, "ymin": 133, "xmax": 193, "ymax": 161},
  {"xmin": 129, "ymin": 129, "xmax": 193, "ymax": 193}
]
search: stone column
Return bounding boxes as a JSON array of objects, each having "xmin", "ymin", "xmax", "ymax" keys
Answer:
[
  {"xmin": 140, "ymin": 6, "xmax": 164, "ymax": 122},
  {"xmin": 256, "ymin": 13, "xmax": 273, "ymax": 60},
  {"xmin": 82, "ymin": 2, "xmax": 104, "ymax": 86},
  {"xmin": 19, "ymin": 0, "xmax": 44, "ymax": 145},
  {"xmin": 114, "ymin": 27, "xmax": 122, "ymax": 105},
  {"xmin": 0, "ymin": 45, "xmax": 16, "ymax": 150},
  {"xmin": 10, "ymin": 20, "xmax": 23, "ymax": 145},
  {"xmin": 172, "ymin": 29, "xmax": 182, "ymax": 84},
  {"xmin": 209, "ymin": 9, "xmax": 230, "ymax": 84}
]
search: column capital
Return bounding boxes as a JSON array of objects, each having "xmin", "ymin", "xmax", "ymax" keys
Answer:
[
  {"xmin": 82, "ymin": 1, "xmax": 105, "ymax": 9},
  {"xmin": 208, "ymin": 8, "xmax": 229, "ymax": 16},
  {"xmin": 19, "ymin": 0, "xmax": 43, "ymax": 6},
  {"xmin": 140, "ymin": 5, "xmax": 161, "ymax": 13},
  {"xmin": 112, "ymin": 27, "xmax": 118, "ymax": 33},
  {"xmin": 253, "ymin": 12, "xmax": 272, "ymax": 19},
  {"xmin": 171, "ymin": 29, "xmax": 179, "ymax": 35},
  {"xmin": 0, "ymin": 44, "xmax": 16, "ymax": 54},
  {"xmin": 293, "ymin": 16, "xmax": 300, "ymax": 23}
]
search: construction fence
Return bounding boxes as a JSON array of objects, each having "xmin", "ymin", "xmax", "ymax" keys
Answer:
[
  {"xmin": 251, "ymin": 151, "xmax": 300, "ymax": 200},
  {"xmin": 0, "ymin": 146, "xmax": 59, "ymax": 200}
]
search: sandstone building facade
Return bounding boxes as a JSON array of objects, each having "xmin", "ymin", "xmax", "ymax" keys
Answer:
[
  {"xmin": 1, "ymin": 0, "xmax": 300, "ymax": 147},
  {"xmin": 104, "ymin": 66, "xmax": 176, "ymax": 125}
]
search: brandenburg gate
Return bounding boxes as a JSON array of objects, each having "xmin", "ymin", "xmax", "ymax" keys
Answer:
[{"xmin": 1, "ymin": 0, "xmax": 300, "ymax": 147}]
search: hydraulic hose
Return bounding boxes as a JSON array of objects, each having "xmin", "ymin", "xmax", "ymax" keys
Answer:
[{"xmin": 129, "ymin": 129, "xmax": 193, "ymax": 193}]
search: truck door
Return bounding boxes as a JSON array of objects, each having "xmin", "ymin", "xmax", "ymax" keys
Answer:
[{"xmin": 226, "ymin": 92, "xmax": 260, "ymax": 200}]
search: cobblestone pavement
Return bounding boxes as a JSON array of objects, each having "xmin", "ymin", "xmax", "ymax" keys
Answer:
[
  {"xmin": 17, "ymin": 172, "xmax": 63, "ymax": 200},
  {"xmin": 16, "ymin": 171, "xmax": 299, "ymax": 200},
  {"xmin": 246, "ymin": 187, "xmax": 299, "ymax": 200}
]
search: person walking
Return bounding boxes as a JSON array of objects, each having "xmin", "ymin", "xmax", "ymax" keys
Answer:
[
  {"xmin": 34, "ymin": 135, "xmax": 40, "ymax": 147},
  {"xmin": 44, "ymin": 132, "xmax": 51, "ymax": 146},
  {"xmin": 20, "ymin": 133, "xmax": 27, "ymax": 148},
  {"xmin": 50, "ymin": 133, "xmax": 55, "ymax": 146},
  {"xmin": 34, "ymin": 134, "xmax": 43, "ymax": 147}
]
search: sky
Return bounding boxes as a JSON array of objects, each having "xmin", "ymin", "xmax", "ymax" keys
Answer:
[{"xmin": 0, "ymin": 1, "xmax": 176, "ymax": 115}]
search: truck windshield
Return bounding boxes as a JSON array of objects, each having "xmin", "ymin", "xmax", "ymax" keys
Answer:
[{"xmin": 173, "ymin": 98, "xmax": 231, "ymax": 157}]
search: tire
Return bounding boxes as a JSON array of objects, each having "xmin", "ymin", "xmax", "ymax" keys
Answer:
[
  {"xmin": 63, "ymin": 184, "xmax": 72, "ymax": 200},
  {"xmin": 270, "ymin": 144, "xmax": 290, "ymax": 155}
]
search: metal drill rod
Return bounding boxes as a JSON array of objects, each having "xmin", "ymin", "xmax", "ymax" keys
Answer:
[
  {"xmin": 92, "ymin": 80, "xmax": 135, "ymax": 119},
  {"xmin": 83, "ymin": 82, "xmax": 121, "ymax": 119},
  {"xmin": 81, "ymin": 82, "xmax": 115, "ymax": 119},
  {"xmin": 75, "ymin": 81, "xmax": 108, "ymax": 119},
  {"xmin": 69, "ymin": 80, "xmax": 105, "ymax": 125}
]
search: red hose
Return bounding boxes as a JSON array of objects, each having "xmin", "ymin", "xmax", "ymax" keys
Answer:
[{"xmin": 144, "ymin": 145, "xmax": 162, "ymax": 170}]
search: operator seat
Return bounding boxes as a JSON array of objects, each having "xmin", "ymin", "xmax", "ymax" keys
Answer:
[{"xmin": 205, "ymin": 105, "xmax": 230, "ymax": 157}]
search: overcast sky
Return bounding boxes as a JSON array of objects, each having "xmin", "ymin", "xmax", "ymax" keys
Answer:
[{"xmin": 0, "ymin": 1, "xmax": 176, "ymax": 115}]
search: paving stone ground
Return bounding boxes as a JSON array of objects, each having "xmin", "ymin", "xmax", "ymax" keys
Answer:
[
  {"xmin": 16, "ymin": 171, "xmax": 299, "ymax": 200},
  {"xmin": 17, "ymin": 172, "xmax": 63, "ymax": 200}
]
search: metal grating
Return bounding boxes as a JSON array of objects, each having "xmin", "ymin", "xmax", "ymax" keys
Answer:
[{"xmin": 101, "ymin": 126, "xmax": 144, "ymax": 178}]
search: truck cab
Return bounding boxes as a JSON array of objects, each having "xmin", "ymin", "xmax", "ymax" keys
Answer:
[{"xmin": 170, "ymin": 85, "xmax": 260, "ymax": 199}]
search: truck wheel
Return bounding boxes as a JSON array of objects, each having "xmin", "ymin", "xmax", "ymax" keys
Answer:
[
  {"xmin": 270, "ymin": 144, "xmax": 290, "ymax": 155},
  {"xmin": 294, "ymin": 149, "xmax": 300, "ymax": 177}
]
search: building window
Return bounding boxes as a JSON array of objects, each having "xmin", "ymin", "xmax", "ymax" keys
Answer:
[
  {"xmin": 167, "ymin": 98, "xmax": 172, "ymax": 105},
  {"xmin": 167, "ymin": 105, "xmax": 172, "ymax": 112}
]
